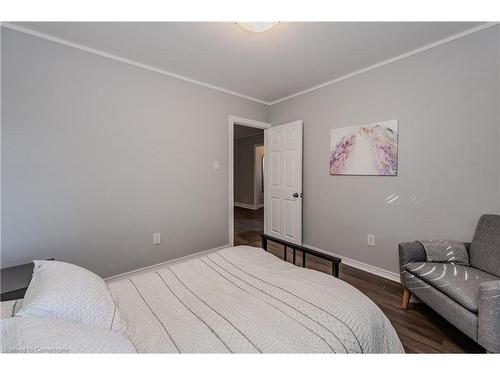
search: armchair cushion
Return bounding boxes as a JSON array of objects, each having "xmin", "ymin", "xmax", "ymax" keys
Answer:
[
  {"xmin": 417, "ymin": 240, "xmax": 469, "ymax": 265},
  {"xmin": 406, "ymin": 262, "xmax": 498, "ymax": 313},
  {"xmin": 469, "ymin": 214, "xmax": 500, "ymax": 277}
]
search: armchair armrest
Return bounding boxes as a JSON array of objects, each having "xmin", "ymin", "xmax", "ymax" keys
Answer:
[
  {"xmin": 399, "ymin": 242, "xmax": 426, "ymax": 288},
  {"xmin": 398, "ymin": 242, "xmax": 426, "ymax": 280},
  {"xmin": 478, "ymin": 280, "xmax": 500, "ymax": 353}
]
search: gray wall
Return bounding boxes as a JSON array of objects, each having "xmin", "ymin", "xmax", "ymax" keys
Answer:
[
  {"xmin": 269, "ymin": 26, "xmax": 500, "ymax": 273},
  {"xmin": 234, "ymin": 133, "xmax": 264, "ymax": 206},
  {"xmin": 1, "ymin": 28, "xmax": 269, "ymax": 277},
  {"xmin": 3, "ymin": 25, "xmax": 499, "ymax": 279}
]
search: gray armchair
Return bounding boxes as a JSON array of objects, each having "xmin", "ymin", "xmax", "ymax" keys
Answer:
[{"xmin": 399, "ymin": 214, "xmax": 500, "ymax": 353}]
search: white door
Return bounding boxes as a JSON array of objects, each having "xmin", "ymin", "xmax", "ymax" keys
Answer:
[{"xmin": 265, "ymin": 120, "xmax": 303, "ymax": 245}]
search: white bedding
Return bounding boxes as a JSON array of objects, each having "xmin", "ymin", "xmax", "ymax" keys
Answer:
[
  {"xmin": 1, "ymin": 317, "xmax": 136, "ymax": 353},
  {"xmin": 16, "ymin": 260, "xmax": 125, "ymax": 332},
  {"xmin": 1, "ymin": 299, "xmax": 23, "ymax": 320},
  {"xmin": 108, "ymin": 246, "xmax": 404, "ymax": 353}
]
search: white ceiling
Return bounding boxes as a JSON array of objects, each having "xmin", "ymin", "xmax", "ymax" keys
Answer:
[{"xmin": 12, "ymin": 22, "xmax": 484, "ymax": 103}]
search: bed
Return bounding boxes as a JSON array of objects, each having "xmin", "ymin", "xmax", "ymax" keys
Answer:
[
  {"xmin": 1, "ymin": 245, "xmax": 404, "ymax": 353},
  {"xmin": 108, "ymin": 246, "xmax": 404, "ymax": 353}
]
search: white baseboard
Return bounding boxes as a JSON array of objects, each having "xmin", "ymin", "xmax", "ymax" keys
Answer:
[
  {"xmin": 105, "ymin": 244, "xmax": 230, "ymax": 282},
  {"xmin": 234, "ymin": 202, "xmax": 257, "ymax": 210},
  {"xmin": 303, "ymin": 243, "xmax": 401, "ymax": 283},
  {"xmin": 105, "ymin": 241, "xmax": 400, "ymax": 284}
]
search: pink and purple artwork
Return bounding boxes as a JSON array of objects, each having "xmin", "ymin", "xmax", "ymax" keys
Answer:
[{"xmin": 330, "ymin": 120, "xmax": 398, "ymax": 176}]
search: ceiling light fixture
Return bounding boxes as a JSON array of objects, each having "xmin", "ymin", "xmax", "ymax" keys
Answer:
[{"xmin": 236, "ymin": 22, "xmax": 278, "ymax": 33}]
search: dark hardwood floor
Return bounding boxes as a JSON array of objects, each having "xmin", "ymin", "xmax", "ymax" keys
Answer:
[
  {"xmin": 233, "ymin": 206, "xmax": 484, "ymax": 354},
  {"xmin": 234, "ymin": 206, "xmax": 265, "ymax": 247}
]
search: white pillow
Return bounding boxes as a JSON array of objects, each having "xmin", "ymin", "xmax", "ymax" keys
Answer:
[
  {"xmin": 16, "ymin": 260, "xmax": 125, "ymax": 332},
  {"xmin": 1, "ymin": 317, "xmax": 136, "ymax": 353}
]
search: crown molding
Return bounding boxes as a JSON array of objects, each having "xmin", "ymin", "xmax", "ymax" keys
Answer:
[
  {"xmin": 0, "ymin": 22, "xmax": 270, "ymax": 105},
  {"xmin": 2, "ymin": 22, "xmax": 497, "ymax": 107},
  {"xmin": 269, "ymin": 22, "xmax": 498, "ymax": 105}
]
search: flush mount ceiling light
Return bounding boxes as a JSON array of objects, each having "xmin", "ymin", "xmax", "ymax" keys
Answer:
[{"xmin": 236, "ymin": 22, "xmax": 278, "ymax": 33}]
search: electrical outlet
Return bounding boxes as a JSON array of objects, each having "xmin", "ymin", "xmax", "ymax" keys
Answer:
[
  {"xmin": 212, "ymin": 161, "xmax": 220, "ymax": 170},
  {"xmin": 367, "ymin": 234, "xmax": 376, "ymax": 247},
  {"xmin": 153, "ymin": 232, "xmax": 161, "ymax": 245}
]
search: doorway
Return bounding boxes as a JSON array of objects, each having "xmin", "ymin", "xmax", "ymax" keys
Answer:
[{"xmin": 228, "ymin": 116, "xmax": 270, "ymax": 247}]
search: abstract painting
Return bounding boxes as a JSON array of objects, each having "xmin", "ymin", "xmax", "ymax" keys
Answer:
[{"xmin": 330, "ymin": 120, "xmax": 398, "ymax": 176}]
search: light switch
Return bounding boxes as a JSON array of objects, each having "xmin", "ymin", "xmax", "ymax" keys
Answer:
[
  {"xmin": 367, "ymin": 234, "xmax": 375, "ymax": 247},
  {"xmin": 212, "ymin": 161, "xmax": 220, "ymax": 170},
  {"xmin": 153, "ymin": 233, "xmax": 161, "ymax": 245}
]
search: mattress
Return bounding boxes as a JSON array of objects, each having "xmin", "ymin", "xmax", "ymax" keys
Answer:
[{"xmin": 108, "ymin": 246, "xmax": 404, "ymax": 353}]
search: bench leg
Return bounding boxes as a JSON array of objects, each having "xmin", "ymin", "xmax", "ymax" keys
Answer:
[{"xmin": 401, "ymin": 288, "xmax": 411, "ymax": 310}]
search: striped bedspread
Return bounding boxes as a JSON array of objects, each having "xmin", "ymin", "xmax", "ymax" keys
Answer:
[{"xmin": 107, "ymin": 246, "xmax": 404, "ymax": 353}]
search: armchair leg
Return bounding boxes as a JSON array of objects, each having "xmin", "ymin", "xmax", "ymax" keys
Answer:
[{"xmin": 401, "ymin": 288, "xmax": 411, "ymax": 310}]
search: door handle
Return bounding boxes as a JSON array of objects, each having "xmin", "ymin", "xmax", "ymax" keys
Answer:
[{"xmin": 293, "ymin": 192, "xmax": 301, "ymax": 198}]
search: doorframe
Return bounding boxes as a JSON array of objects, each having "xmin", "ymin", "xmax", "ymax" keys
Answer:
[
  {"xmin": 228, "ymin": 115, "xmax": 270, "ymax": 246},
  {"xmin": 253, "ymin": 143, "xmax": 265, "ymax": 211}
]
